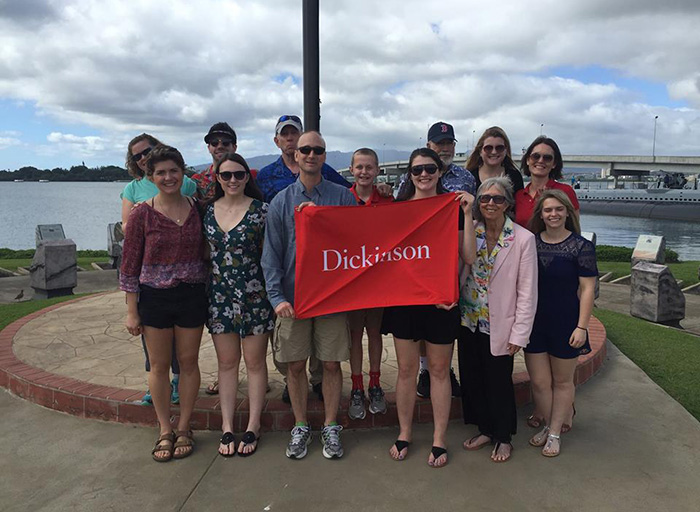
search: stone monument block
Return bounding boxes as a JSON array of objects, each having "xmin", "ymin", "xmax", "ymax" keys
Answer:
[
  {"xmin": 630, "ymin": 261, "xmax": 685, "ymax": 323},
  {"xmin": 108, "ymin": 222, "xmax": 124, "ymax": 269},
  {"xmin": 581, "ymin": 231, "xmax": 599, "ymax": 299},
  {"xmin": 30, "ymin": 240, "xmax": 78, "ymax": 299},
  {"xmin": 35, "ymin": 224, "xmax": 66, "ymax": 246},
  {"xmin": 631, "ymin": 235, "xmax": 665, "ymax": 267}
]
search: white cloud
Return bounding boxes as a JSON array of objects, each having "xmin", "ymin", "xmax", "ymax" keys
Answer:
[{"xmin": 0, "ymin": 0, "xmax": 699, "ymax": 168}]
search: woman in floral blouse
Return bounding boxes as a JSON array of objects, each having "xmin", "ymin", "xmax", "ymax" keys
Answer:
[
  {"xmin": 458, "ymin": 177, "xmax": 538, "ymax": 463},
  {"xmin": 203, "ymin": 152, "xmax": 274, "ymax": 457}
]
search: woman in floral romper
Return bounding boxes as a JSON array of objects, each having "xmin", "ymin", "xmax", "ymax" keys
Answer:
[{"xmin": 204, "ymin": 152, "xmax": 274, "ymax": 457}]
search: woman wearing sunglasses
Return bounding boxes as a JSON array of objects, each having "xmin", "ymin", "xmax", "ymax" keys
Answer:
[
  {"xmin": 459, "ymin": 177, "xmax": 537, "ymax": 463},
  {"xmin": 382, "ymin": 148, "xmax": 476, "ymax": 468},
  {"xmin": 514, "ymin": 136, "xmax": 579, "ymax": 229},
  {"xmin": 120, "ymin": 134, "xmax": 198, "ymax": 406},
  {"xmin": 120, "ymin": 145, "xmax": 208, "ymax": 462},
  {"xmin": 525, "ymin": 190, "xmax": 597, "ymax": 457},
  {"xmin": 203, "ymin": 152, "xmax": 274, "ymax": 457},
  {"xmin": 465, "ymin": 126, "xmax": 524, "ymax": 194}
]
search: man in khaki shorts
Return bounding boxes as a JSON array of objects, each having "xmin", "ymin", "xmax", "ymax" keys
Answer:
[{"xmin": 262, "ymin": 131, "xmax": 356, "ymax": 460}]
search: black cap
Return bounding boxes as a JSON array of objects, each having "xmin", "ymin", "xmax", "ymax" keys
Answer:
[
  {"xmin": 204, "ymin": 122, "xmax": 237, "ymax": 144},
  {"xmin": 427, "ymin": 122, "xmax": 456, "ymax": 143}
]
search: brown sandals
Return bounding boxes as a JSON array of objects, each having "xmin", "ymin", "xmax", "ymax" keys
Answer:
[
  {"xmin": 173, "ymin": 430, "xmax": 195, "ymax": 459},
  {"xmin": 152, "ymin": 431, "xmax": 175, "ymax": 462}
]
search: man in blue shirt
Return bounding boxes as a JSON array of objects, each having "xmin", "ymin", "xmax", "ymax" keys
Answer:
[
  {"xmin": 257, "ymin": 115, "xmax": 350, "ymax": 203},
  {"xmin": 262, "ymin": 131, "xmax": 356, "ymax": 460}
]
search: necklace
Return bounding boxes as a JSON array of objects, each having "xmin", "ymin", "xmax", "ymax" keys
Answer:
[{"xmin": 157, "ymin": 196, "xmax": 185, "ymax": 225}]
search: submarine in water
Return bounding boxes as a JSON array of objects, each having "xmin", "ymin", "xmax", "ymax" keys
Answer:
[{"xmin": 576, "ymin": 171, "xmax": 700, "ymax": 222}]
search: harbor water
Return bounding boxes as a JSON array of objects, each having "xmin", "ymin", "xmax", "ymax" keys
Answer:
[{"xmin": 1, "ymin": 182, "xmax": 699, "ymax": 260}]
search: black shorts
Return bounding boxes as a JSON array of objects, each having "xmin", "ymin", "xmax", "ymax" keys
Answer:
[
  {"xmin": 138, "ymin": 283, "xmax": 207, "ymax": 329},
  {"xmin": 381, "ymin": 304, "xmax": 459, "ymax": 345}
]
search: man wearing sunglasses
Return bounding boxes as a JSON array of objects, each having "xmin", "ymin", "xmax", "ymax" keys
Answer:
[
  {"xmin": 262, "ymin": 131, "xmax": 356, "ymax": 460},
  {"xmin": 192, "ymin": 121, "xmax": 238, "ymax": 201},
  {"xmin": 257, "ymin": 115, "xmax": 351, "ymax": 204},
  {"xmin": 397, "ymin": 121, "xmax": 475, "ymax": 401}
]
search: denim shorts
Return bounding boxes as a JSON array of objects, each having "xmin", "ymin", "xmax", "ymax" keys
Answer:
[{"xmin": 138, "ymin": 283, "xmax": 207, "ymax": 329}]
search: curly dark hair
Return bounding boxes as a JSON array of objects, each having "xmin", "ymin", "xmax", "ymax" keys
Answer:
[
  {"xmin": 125, "ymin": 133, "xmax": 163, "ymax": 178},
  {"xmin": 145, "ymin": 145, "xmax": 186, "ymax": 178}
]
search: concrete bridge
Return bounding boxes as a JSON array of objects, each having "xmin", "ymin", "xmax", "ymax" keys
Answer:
[{"xmin": 338, "ymin": 154, "xmax": 700, "ymax": 183}]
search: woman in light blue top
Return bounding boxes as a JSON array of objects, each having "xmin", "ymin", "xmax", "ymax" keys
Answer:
[
  {"xmin": 121, "ymin": 133, "xmax": 196, "ymax": 231},
  {"xmin": 121, "ymin": 133, "xmax": 196, "ymax": 405}
]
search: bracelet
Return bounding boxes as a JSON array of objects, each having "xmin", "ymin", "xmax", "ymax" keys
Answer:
[{"xmin": 576, "ymin": 326, "xmax": 588, "ymax": 332}]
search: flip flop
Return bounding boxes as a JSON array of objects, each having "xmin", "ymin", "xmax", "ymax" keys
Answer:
[
  {"xmin": 391, "ymin": 440, "xmax": 410, "ymax": 461},
  {"xmin": 219, "ymin": 431, "xmax": 236, "ymax": 458},
  {"xmin": 463, "ymin": 434, "xmax": 492, "ymax": 451},
  {"xmin": 237, "ymin": 431, "xmax": 260, "ymax": 457},
  {"xmin": 491, "ymin": 442, "xmax": 513, "ymax": 463},
  {"xmin": 428, "ymin": 446, "xmax": 448, "ymax": 468},
  {"xmin": 527, "ymin": 414, "xmax": 544, "ymax": 429},
  {"xmin": 205, "ymin": 380, "xmax": 219, "ymax": 395}
]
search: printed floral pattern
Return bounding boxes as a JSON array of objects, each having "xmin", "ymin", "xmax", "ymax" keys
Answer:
[
  {"xmin": 204, "ymin": 200, "xmax": 275, "ymax": 336},
  {"xmin": 460, "ymin": 217, "xmax": 516, "ymax": 333}
]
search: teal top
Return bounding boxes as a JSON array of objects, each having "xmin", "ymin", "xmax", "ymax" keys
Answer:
[{"xmin": 120, "ymin": 176, "xmax": 197, "ymax": 203}]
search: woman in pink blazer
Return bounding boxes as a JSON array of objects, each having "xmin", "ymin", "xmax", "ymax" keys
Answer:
[{"xmin": 458, "ymin": 176, "xmax": 538, "ymax": 463}]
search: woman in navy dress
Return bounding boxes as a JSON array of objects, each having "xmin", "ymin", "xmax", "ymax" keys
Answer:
[{"xmin": 524, "ymin": 189, "xmax": 597, "ymax": 457}]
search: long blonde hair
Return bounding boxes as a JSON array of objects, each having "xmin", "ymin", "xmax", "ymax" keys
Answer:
[{"xmin": 528, "ymin": 189, "xmax": 581, "ymax": 234}]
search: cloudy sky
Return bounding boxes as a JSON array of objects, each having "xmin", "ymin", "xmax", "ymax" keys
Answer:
[{"xmin": 1, "ymin": 0, "xmax": 699, "ymax": 171}]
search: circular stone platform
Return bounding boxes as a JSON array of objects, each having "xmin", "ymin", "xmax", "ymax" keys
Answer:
[{"xmin": 0, "ymin": 292, "xmax": 606, "ymax": 431}]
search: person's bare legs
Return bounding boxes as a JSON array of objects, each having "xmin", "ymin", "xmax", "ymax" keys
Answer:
[
  {"xmin": 143, "ymin": 326, "xmax": 175, "ymax": 460},
  {"xmin": 390, "ymin": 337, "xmax": 419, "ymax": 460},
  {"xmin": 212, "ymin": 332, "xmax": 241, "ymax": 456},
  {"xmin": 525, "ymin": 352, "xmax": 552, "ymax": 425},
  {"xmin": 322, "ymin": 361, "xmax": 342, "ymax": 425},
  {"xmin": 173, "ymin": 325, "xmax": 203, "ymax": 456},
  {"xmin": 367, "ymin": 326, "xmax": 383, "ymax": 373},
  {"xmin": 239, "ymin": 333, "xmax": 269, "ymax": 454},
  {"xmin": 287, "ymin": 359, "xmax": 309, "ymax": 424},
  {"xmin": 545, "ymin": 356, "xmax": 578, "ymax": 456},
  {"xmin": 426, "ymin": 342, "xmax": 453, "ymax": 467}
]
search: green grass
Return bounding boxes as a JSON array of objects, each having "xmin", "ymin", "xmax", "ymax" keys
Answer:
[
  {"xmin": 0, "ymin": 258, "xmax": 109, "ymax": 273},
  {"xmin": 598, "ymin": 261, "xmax": 699, "ymax": 286},
  {"xmin": 0, "ymin": 294, "xmax": 92, "ymax": 331},
  {"xmin": 596, "ymin": 308, "xmax": 700, "ymax": 421}
]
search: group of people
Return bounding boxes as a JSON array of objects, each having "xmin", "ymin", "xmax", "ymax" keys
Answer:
[{"xmin": 119, "ymin": 116, "xmax": 597, "ymax": 467}]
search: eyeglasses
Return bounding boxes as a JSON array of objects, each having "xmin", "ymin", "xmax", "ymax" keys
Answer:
[
  {"xmin": 482, "ymin": 144, "xmax": 506, "ymax": 154},
  {"xmin": 209, "ymin": 139, "xmax": 234, "ymax": 148},
  {"xmin": 297, "ymin": 145, "xmax": 326, "ymax": 155},
  {"xmin": 529, "ymin": 152, "xmax": 554, "ymax": 163},
  {"xmin": 130, "ymin": 146, "xmax": 152, "ymax": 162},
  {"xmin": 410, "ymin": 164, "xmax": 439, "ymax": 176},
  {"xmin": 479, "ymin": 194, "xmax": 506, "ymax": 204},
  {"xmin": 218, "ymin": 170, "xmax": 247, "ymax": 181},
  {"xmin": 278, "ymin": 115, "xmax": 301, "ymax": 124}
]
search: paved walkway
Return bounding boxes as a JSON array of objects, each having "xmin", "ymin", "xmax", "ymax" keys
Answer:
[{"xmin": 2, "ymin": 342, "xmax": 698, "ymax": 512}]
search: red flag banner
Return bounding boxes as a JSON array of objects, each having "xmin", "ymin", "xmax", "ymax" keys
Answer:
[{"xmin": 294, "ymin": 193, "xmax": 459, "ymax": 319}]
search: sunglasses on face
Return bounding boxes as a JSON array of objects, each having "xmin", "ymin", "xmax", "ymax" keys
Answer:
[
  {"xmin": 529, "ymin": 152, "xmax": 554, "ymax": 163},
  {"xmin": 218, "ymin": 170, "xmax": 247, "ymax": 181},
  {"xmin": 410, "ymin": 164, "xmax": 439, "ymax": 176},
  {"xmin": 482, "ymin": 144, "xmax": 506, "ymax": 154},
  {"xmin": 479, "ymin": 194, "xmax": 506, "ymax": 205},
  {"xmin": 130, "ymin": 146, "xmax": 152, "ymax": 162},
  {"xmin": 278, "ymin": 114, "xmax": 301, "ymax": 124},
  {"xmin": 297, "ymin": 145, "xmax": 326, "ymax": 155},
  {"xmin": 209, "ymin": 139, "xmax": 234, "ymax": 148}
]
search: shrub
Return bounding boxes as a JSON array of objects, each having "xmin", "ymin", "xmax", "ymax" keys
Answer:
[
  {"xmin": 596, "ymin": 245, "xmax": 680, "ymax": 263},
  {"xmin": 0, "ymin": 248, "xmax": 109, "ymax": 259}
]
